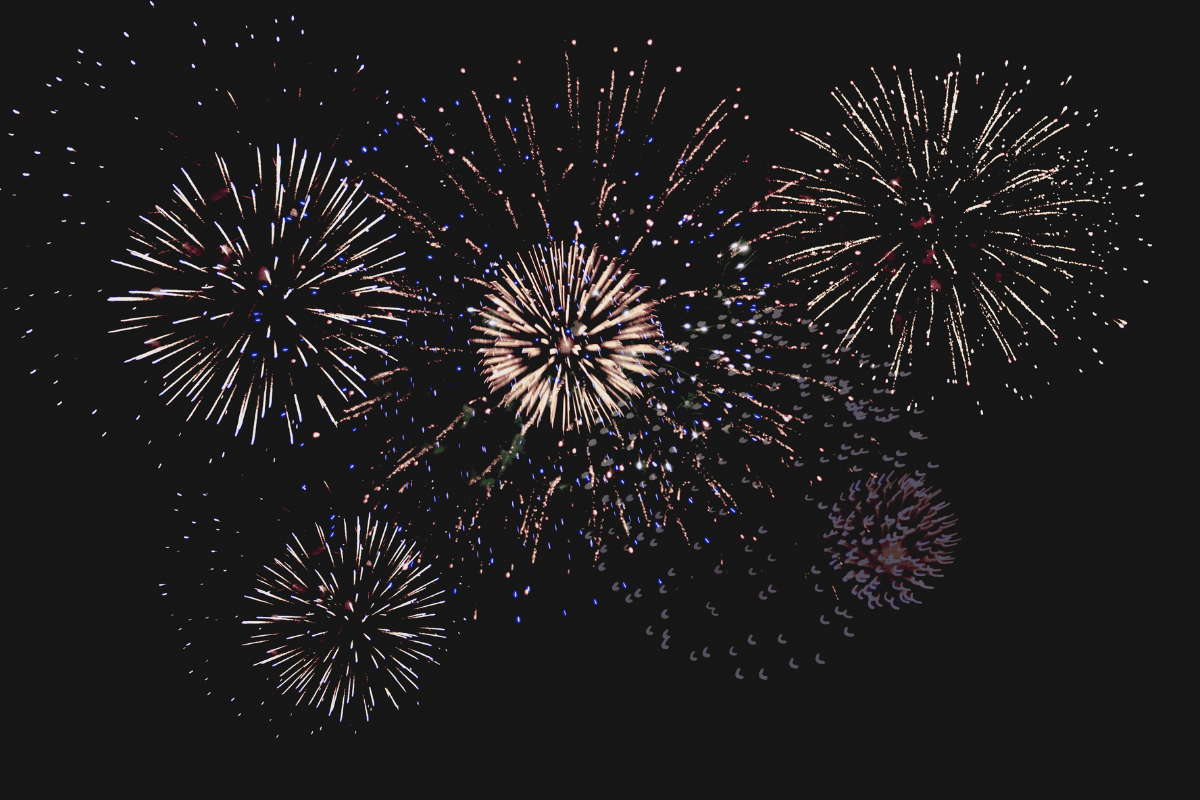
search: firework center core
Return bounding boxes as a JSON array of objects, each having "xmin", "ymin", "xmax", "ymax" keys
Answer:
[{"xmin": 555, "ymin": 331, "xmax": 579, "ymax": 356}]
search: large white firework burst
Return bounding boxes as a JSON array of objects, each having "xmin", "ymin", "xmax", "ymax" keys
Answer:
[
  {"xmin": 108, "ymin": 140, "xmax": 408, "ymax": 443},
  {"xmin": 762, "ymin": 60, "xmax": 1121, "ymax": 389},
  {"xmin": 243, "ymin": 515, "xmax": 445, "ymax": 723},
  {"xmin": 472, "ymin": 242, "xmax": 661, "ymax": 431}
]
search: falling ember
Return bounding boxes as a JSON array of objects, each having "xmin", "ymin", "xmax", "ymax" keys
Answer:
[
  {"xmin": 107, "ymin": 140, "xmax": 408, "ymax": 444},
  {"xmin": 473, "ymin": 242, "xmax": 662, "ymax": 431},
  {"xmin": 243, "ymin": 515, "xmax": 445, "ymax": 723},
  {"xmin": 342, "ymin": 46, "xmax": 789, "ymax": 563},
  {"xmin": 823, "ymin": 473, "xmax": 958, "ymax": 610}
]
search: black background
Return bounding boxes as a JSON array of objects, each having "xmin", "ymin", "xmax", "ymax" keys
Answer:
[{"xmin": 6, "ymin": 2, "xmax": 1186, "ymax": 792}]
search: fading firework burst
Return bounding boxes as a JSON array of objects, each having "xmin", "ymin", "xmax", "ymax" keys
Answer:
[
  {"xmin": 762, "ymin": 60, "xmax": 1126, "ymax": 390},
  {"xmin": 473, "ymin": 241, "xmax": 661, "ymax": 431},
  {"xmin": 244, "ymin": 515, "xmax": 445, "ymax": 723},
  {"xmin": 108, "ymin": 140, "xmax": 408, "ymax": 443},
  {"xmin": 823, "ymin": 472, "xmax": 958, "ymax": 610}
]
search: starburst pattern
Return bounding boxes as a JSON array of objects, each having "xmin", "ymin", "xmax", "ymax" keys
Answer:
[
  {"xmin": 243, "ymin": 515, "xmax": 445, "ymax": 722},
  {"xmin": 762, "ymin": 60, "xmax": 1121, "ymax": 389},
  {"xmin": 473, "ymin": 242, "xmax": 661, "ymax": 431},
  {"xmin": 108, "ymin": 140, "xmax": 408, "ymax": 443},
  {"xmin": 823, "ymin": 472, "xmax": 958, "ymax": 609}
]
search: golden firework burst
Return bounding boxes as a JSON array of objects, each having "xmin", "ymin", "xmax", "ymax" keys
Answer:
[{"xmin": 472, "ymin": 243, "xmax": 661, "ymax": 431}]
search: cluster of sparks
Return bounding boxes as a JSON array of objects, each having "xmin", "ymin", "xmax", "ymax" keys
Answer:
[
  {"xmin": 243, "ymin": 515, "xmax": 445, "ymax": 722},
  {"xmin": 472, "ymin": 242, "xmax": 661, "ymax": 431},
  {"xmin": 823, "ymin": 472, "xmax": 958, "ymax": 609},
  {"xmin": 762, "ymin": 61, "xmax": 1113, "ymax": 388},
  {"xmin": 108, "ymin": 140, "xmax": 408, "ymax": 443}
]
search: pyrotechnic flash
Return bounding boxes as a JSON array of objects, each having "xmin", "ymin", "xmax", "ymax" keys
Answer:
[
  {"xmin": 108, "ymin": 140, "xmax": 409, "ymax": 444},
  {"xmin": 243, "ymin": 515, "xmax": 445, "ymax": 723},
  {"xmin": 824, "ymin": 472, "xmax": 958, "ymax": 610},
  {"xmin": 472, "ymin": 242, "xmax": 662, "ymax": 432},
  {"xmin": 763, "ymin": 60, "xmax": 1115, "ymax": 388}
]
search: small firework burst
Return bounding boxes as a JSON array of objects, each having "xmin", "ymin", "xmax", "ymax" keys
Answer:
[
  {"xmin": 108, "ymin": 140, "xmax": 408, "ymax": 443},
  {"xmin": 473, "ymin": 242, "xmax": 661, "ymax": 431},
  {"xmin": 762, "ymin": 59, "xmax": 1123, "ymax": 390},
  {"xmin": 824, "ymin": 472, "xmax": 958, "ymax": 610},
  {"xmin": 244, "ymin": 515, "xmax": 445, "ymax": 722}
]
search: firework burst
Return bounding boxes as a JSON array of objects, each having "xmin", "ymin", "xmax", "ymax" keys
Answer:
[
  {"xmin": 761, "ymin": 59, "xmax": 1125, "ymax": 390},
  {"xmin": 108, "ymin": 140, "xmax": 408, "ymax": 444},
  {"xmin": 473, "ymin": 241, "xmax": 661, "ymax": 431},
  {"xmin": 244, "ymin": 515, "xmax": 445, "ymax": 723},
  {"xmin": 823, "ymin": 472, "xmax": 958, "ymax": 609}
]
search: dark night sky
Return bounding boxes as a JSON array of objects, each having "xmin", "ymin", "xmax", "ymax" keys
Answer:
[{"xmin": 7, "ymin": 2, "xmax": 1187, "ymax": 792}]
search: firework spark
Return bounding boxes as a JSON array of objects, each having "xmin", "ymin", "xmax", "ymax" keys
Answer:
[
  {"xmin": 108, "ymin": 140, "xmax": 408, "ymax": 444},
  {"xmin": 762, "ymin": 60, "xmax": 1120, "ymax": 389},
  {"xmin": 473, "ymin": 242, "xmax": 661, "ymax": 431},
  {"xmin": 243, "ymin": 515, "xmax": 445, "ymax": 722},
  {"xmin": 823, "ymin": 472, "xmax": 958, "ymax": 610}
]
